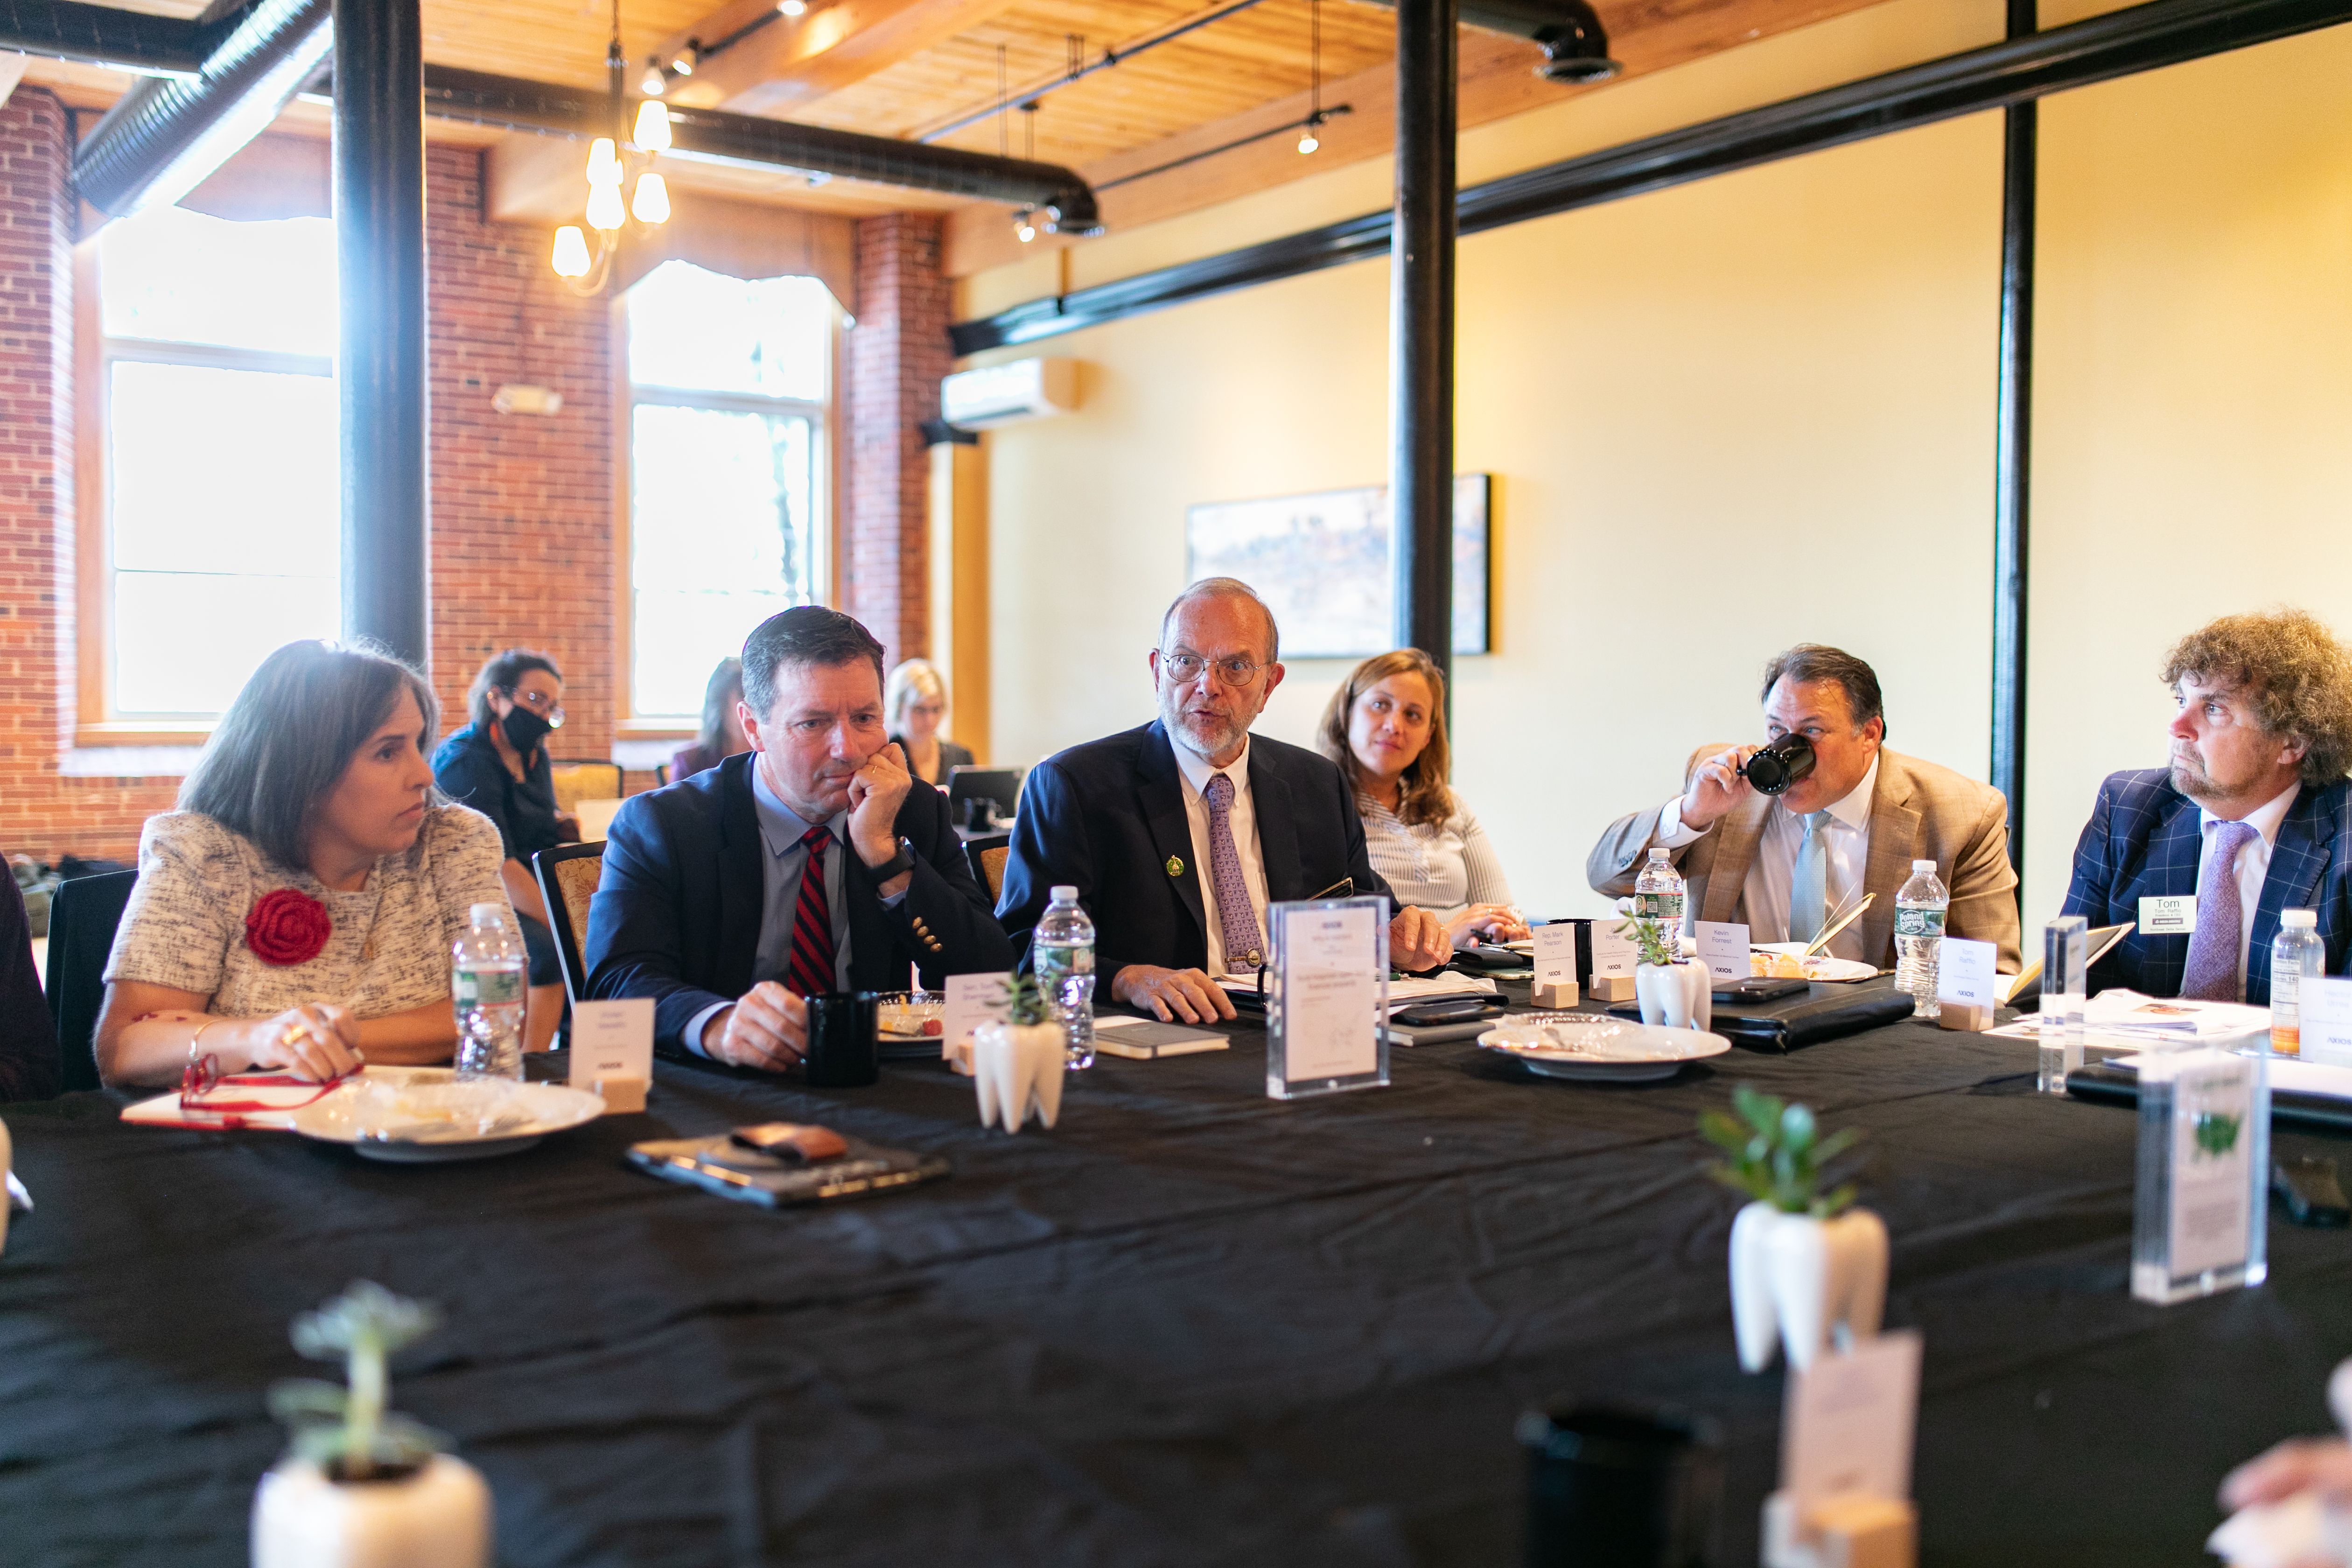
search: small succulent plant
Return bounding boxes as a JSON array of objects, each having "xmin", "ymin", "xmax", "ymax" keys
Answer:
[
  {"xmin": 267, "ymin": 1281, "xmax": 445, "ymax": 1481},
  {"xmin": 1699, "ymin": 1086, "xmax": 1860, "ymax": 1218},
  {"xmin": 997, "ymin": 971, "xmax": 1051, "ymax": 1028},
  {"xmin": 1614, "ymin": 904, "xmax": 1682, "ymax": 969}
]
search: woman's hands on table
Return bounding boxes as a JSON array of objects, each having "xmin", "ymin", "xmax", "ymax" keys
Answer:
[
  {"xmin": 245, "ymin": 1004, "xmax": 363, "ymax": 1082},
  {"xmin": 1449, "ymin": 903, "xmax": 1530, "ymax": 948}
]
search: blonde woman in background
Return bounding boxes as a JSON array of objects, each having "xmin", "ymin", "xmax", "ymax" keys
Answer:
[
  {"xmin": 886, "ymin": 659, "xmax": 974, "ymax": 786},
  {"xmin": 1318, "ymin": 649, "xmax": 1529, "ymax": 949}
]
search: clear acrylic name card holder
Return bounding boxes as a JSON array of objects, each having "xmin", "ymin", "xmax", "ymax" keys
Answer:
[
  {"xmin": 2131, "ymin": 1043, "xmax": 2269, "ymax": 1305},
  {"xmin": 1266, "ymin": 896, "xmax": 1390, "ymax": 1101}
]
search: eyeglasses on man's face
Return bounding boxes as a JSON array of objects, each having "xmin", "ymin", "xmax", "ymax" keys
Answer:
[
  {"xmin": 1159, "ymin": 651, "xmax": 1265, "ymax": 689},
  {"xmin": 502, "ymin": 686, "xmax": 567, "ymax": 728}
]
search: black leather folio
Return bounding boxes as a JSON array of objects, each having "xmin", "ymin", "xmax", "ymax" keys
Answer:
[{"xmin": 1609, "ymin": 977, "xmax": 1918, "ymax": 1053}]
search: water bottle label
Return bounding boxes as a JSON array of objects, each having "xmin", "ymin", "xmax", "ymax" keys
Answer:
[
  {"xmin": 454, "ymin": 968, "xmax": 523, "ymax": 1007},
  {"xmin": 1895, "ymin": 908, "xmax": 1946, "ymax": 940},
  {"xmin": 1637, "ymin": 893, "xmax": 1683, "ymax": 922}
]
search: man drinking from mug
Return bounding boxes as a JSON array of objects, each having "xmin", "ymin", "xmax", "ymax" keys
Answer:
[{"xmin": 1585, "ymin": 644, "xmax": 2020, "ymax": 971}]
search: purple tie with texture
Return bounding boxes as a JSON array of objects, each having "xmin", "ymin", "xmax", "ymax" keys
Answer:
[
  {"xmin": 2180, "ymin": 819, "xmax": 2259, "ymax": 1001},
  {"xmin": 1202, "ymin": 772, "xmax": 1266, "ymax": 970}
]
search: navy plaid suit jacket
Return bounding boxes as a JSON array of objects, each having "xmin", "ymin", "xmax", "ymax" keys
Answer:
[{"xmin": 2060, "ymin": 768, "xmax": 2350, "ymax": 1004}]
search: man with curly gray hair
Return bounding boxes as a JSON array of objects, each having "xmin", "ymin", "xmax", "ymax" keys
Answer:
[{"xmin": 2063, "ymin": 607, "xmax": 2352, "ymax": 1004}]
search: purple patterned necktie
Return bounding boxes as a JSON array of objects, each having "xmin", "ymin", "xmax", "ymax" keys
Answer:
[
  {"xmin": 1202, "ymin": 772, "xmax": 1265, "ymax": 970},
  {"xmin": 2180, "ymin": 819, "xmax": 2260, "ymax": 1001}
]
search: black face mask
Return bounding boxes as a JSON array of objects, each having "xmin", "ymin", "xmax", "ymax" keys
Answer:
[{"xmin": 500, "ymin": 706, "xmax": 553, "ymax": 754}]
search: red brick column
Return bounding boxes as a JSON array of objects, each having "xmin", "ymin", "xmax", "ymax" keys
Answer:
[{"xmin": 845, "ymin": 213, "xmax": 949, "ymax": 666}]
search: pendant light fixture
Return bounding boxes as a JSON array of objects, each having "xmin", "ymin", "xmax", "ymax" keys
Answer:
[
  {"xmin": 548, "ymin": 0, "xmax": 673, "ymax": 290},
  {"xmin": 1299, "ymin": 0, "xmax": 1324, "ymax": 155}
]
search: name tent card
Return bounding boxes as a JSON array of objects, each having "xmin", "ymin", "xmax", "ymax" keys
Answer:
[
  {"xmin": 1934, "ymin": 938, "xmax": 1999, "ymax": 1010},
  {"xmin": 568, "ymin": 999, "xmax": 653, "ymax": 1099},
  {"xmin": 2138, "ymin": 896, "xmax": 2197, "ymax": 937},
  {"xmin": 942, "ymin": 973, "xmax": 1013, "ymax": 1071},
  {"xmin": 2132, "ymin": 1045, "xmax": 2269, "ymax": 1305},
  {"xmin": 1533, "ymin": 924, "xmax": 1578, "ymax": 988},
  {"xmin": 1780, "ymin": 1329, "xmax": 1922, "ymax": 1518},
  {"xmin": 1266, "ymin": 896, "xmax": 1389, "ymax": 1100},
  {"xmin": 2298, "ymin": 976, "xmax": 2352, "ymax": 1068},
  {"xmin": 1695, "ymin": 921, "xmax": 1749, "ymax": 984},
  {"xmin": 1587, "ymin": 921, "xmax": 1639, "ymax": 984}
]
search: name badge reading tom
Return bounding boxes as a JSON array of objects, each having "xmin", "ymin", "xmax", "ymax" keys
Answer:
[{"xmin": 2139, "ymin": 895, "xmax": 2196, "ymax": 937}]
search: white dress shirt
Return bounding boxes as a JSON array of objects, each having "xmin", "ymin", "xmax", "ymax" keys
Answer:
[
  {"xmin": 2198, "ymin": 781, "xmax": 2300, "ymax": 1001},
  {"xmin": 1652, "ymin": 755, "xmax": 1880, "ymax": 960},
  {"xmin": 1171, "ymin": 735, "xmax": 1271, "ymax": 977}
]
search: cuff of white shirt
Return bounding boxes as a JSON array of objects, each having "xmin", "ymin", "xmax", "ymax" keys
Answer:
[
  {"xmin": 1652, "ymin": 794, "xmax": 1708, "ymax": 851},
  {"xmin": 882, "ymin": 887, "xmax": 908, "ymax": 909},
  {"xmin": 685, "ymin": 1000, "xmax": 729, "ymax": 1058}
]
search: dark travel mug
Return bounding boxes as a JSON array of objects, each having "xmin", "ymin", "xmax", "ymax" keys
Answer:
[
  {"xmin": 1518, "ymin": 1400, "xmax": 1722, "ymax": 1568},
  {"xmin": 802, "ymin": 992, "xmax": 881, "ymax": 1087}
]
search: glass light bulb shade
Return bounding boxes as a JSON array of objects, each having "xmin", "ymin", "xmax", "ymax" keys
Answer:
[
  {"xmin": 638, "ymin": 64, "xmax": 667, "ymax": 97},
  {"xmin": 1298, "ymin": 132, "xmax": 1319, "ymax": 154},
  {"xmin": 630, "ymin": 171, "xmax": 672, "ymax": 224},
  {"xmin": 777, "ymin": 0, "xmax": 807, "ymax": 14},
  {"xmin": 670, "ymin": 49, "xmax": 695, "ymax": 75},
  {"xmin": 585, "ymin": 137, "xmax": 622, "ymax": 185},
  {"xmin": 551, "ymin": 225, "xmax": 592, "ymax": 278},
  {"xmin": 585, "ymin": 182, "xmax": 626, "ymax": 231},
  {"xmin": 632, "ymin": 99, "xmax": 672, "ymax": 151},
  {"xmin": 1015, "ymin": 220, "xmax": 1036, "ymax": 243}
]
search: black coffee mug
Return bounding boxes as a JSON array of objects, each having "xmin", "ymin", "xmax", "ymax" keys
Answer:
[
  {"xmin": 802, "ymin": 992, "xmax": 881, "ymax": 1087},
  {"xmin": 1518, "ymin": 1400, "xmax": 1722, "ymax": 1568}
]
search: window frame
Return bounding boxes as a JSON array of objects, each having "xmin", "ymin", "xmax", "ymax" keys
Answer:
[{"xmin": 611, "ymin": 273, "xmax": 843, "ymax": 736}]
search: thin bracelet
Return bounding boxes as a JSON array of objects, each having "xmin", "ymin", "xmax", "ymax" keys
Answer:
[{"xmin": 186, "ymin": 1017, "xmax": 222, "ymax": 1070}]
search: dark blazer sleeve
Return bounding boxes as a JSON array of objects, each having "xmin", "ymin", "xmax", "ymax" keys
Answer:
[
  {"xmin": 997, "ymin": 756, "xmax": 1091, "ymax": 971},
  {"xmin": 2061, "ymin": 776, "xmax": 2121, "ymax": 927},
  {"xmin": 434, "ymin": 740, "xmax": 519, "ymax": 862},
  {"xmin": 877, "ymin": 784, "xmax": 1015, "ymax": 985},
  {"xmin": 0, "ymin": 870, "xmax": 57, "ymax": 1102},
  {"xmin": 582, "ymin": 795, "xmax": 731, "ymax": 1054}
]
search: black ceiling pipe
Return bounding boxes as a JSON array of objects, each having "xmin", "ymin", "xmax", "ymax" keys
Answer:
[
  {"xmin": 1989, "ymin": 0, "xmax": 2038, "ymax": 878},
  {"xmin": 1353, "ymin": 0, "xmax": 1620, "ymax": 83},
  {"xmin": 0, "ymin": 0, "xmax": 215, "ymax": 73},
  {"xmin": 420, "ymin": 65, "xmax": 1104, "ymax": 235},
  {"xmin": 70, "ymin": 0, "xmax": 331, "ymax": 217},
  {"xmin": 1391, "ymin": 0, "xmax": 1458, "ymax": 689}
]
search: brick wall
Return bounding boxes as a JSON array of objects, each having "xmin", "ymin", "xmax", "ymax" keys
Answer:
[{"xmin": 845, "ymin": 213, "xmax": 948, "ymax": 668}]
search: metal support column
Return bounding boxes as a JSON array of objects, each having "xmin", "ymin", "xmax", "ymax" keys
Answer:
[
  {"xmin": 1389, "ymin": 0, "xmax": 1457, "ymax": 694},
  {"xmin": 1989, "ymin": 0, "xmax": 2036, "ymax": 874},
  {"xmin": 334, "ymin": 0, "xmax": 430, "ymax": 668}
]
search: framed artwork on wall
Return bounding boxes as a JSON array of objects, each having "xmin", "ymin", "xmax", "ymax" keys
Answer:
[{"xmin": 1183, "ymin": 474, "xmax": 1491, "ymax": 658}]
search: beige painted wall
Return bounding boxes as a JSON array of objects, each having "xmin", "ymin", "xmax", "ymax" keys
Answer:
[{"xmin": 964, "ymin": 3, "xmax": 2352, "ymax": 929}]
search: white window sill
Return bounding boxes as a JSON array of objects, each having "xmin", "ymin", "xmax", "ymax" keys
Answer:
[{"xmin": 59, "ymin": 746, "xmax": 203, "ymax": 778}]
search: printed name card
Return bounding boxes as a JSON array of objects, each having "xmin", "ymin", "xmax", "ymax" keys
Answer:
[
  {"xmin": 1934, "ymin": 937, "xmax": 1999, "ymax": 1009},
  {"xmin": 1695, "ymin": 921, "xmax": 1749, "ymax": 984},
  {"xmin": 943, "ymin": 973, "xmax": 1013, "ymax": 1058},
  {"xmin": 1534, "ymin": 924, "xmax": 1579, "ymax": 987},
  {"xmin": 1781, "ymin": 1330, "xmax": 1922, "ymax": 1515},
  {"xmin": 1587, "ymin": 920, "xmax": 1639, "ymax": 983},
  {"xmin": 2138, "ymin": 895, "xmax": 2196, "ymax": 937},
  {"xmin": 2133, "ymin": 1046, "xmax": 2259, "ymax": 1303},
  {"xmin": 2299, "ymin": 976, "xmax": 2352, "ymax": 1069},
  {"xmin": 568, "ymin": 999, "xmax": 653, "ymax": 1092},
  {"xmin": 1268, "ymin": 898, "xmax": 1387, "ymax": 1099}
]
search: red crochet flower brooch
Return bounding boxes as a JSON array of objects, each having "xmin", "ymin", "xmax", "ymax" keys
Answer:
[{"xmin": 245, "ymin": 889, "xmax": 331, "ymax": 966}]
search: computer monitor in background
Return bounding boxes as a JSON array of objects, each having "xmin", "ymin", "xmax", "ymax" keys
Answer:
[{"xmin": 946, "ymin": 766, "xmax": 1023, "ymax": 831}]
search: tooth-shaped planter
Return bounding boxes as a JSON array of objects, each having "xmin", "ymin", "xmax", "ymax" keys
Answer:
[
  {"xmin": 1636, "ymin": 961, "xmax": 1712, "ymax": 1032},
  {"xmin": 973, "ymin": 1021, "xmax": 1064, "ymax": 1133},
  {"xmin": 1729, "ymin": 1204, "xmax": 1889, "ymax": 1372}
]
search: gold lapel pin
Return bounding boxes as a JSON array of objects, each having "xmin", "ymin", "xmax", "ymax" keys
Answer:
[{"xmin": 1166, "ymin": 855, "xmax": 1184, "ymax": 877}]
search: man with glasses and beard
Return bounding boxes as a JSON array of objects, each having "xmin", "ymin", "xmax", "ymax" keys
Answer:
[
  {"xmin": 2063, "ymin": 608, "xmax": 2352, "ymax": 1002},
  {"xmin": 998, "ymin": 578, "xmax": 1451, "ymax": 1024}
]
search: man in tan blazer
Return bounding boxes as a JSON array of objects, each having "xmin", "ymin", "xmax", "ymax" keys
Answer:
[{"xmin": 1587, "ymin": 644, "xmax": 2021, "ymax": 973}]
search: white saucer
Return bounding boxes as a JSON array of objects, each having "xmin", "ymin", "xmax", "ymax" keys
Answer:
[
  {"xmin": 290, "ymin": 1071, "xmax": 604, "ymax": 1162},
  {"xmin": 1477, "ymin": 1015, "xmax": 1730, "ymax": 1082}
]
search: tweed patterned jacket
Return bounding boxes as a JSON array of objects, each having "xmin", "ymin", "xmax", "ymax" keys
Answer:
[{"xmin": 2060, "ymin": 767, "xmax": 2351, "ymax": 1005}]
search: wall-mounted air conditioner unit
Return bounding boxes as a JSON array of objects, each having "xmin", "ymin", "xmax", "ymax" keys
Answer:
[{"xmin": 940, "ymin": 357, "xmax": 1079, "ymax": 428}]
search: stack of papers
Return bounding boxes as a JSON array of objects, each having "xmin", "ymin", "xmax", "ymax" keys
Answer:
[{"xmin": 2082, "ymin": 989, "xmax": 2270, "ymax": 1040}]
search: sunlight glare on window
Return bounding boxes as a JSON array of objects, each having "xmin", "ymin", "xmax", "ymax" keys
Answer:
[
  {"xmin": 98, "ymin": 205, "xmax": 336, "ymax": 356},
  {"xmin": 625, "ymin": 260, "xmax": 831, "ymax": 400}
]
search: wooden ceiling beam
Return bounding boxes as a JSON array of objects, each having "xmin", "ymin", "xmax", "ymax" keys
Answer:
[
  {"xmin": 942, "ymin": 0, "xmax": 1899, "ymax": 279},
  {"xmin": 655, "ymin": 0, "xmax": 1029, "ymax": 117}
]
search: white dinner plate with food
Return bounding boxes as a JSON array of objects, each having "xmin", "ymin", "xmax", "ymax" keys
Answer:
[
  {"xmin": 290, "ymin": 1070, "xmax": 604, "ymax": 1162},
  {"xmin": 875, "ymin": 990, "xmax": 946, "ymax": 1060},
  {"xmin": 1749, "ymin": 944, "xmax": 1879, "ymax": 984},
  {"xmin": 1476, "ymin": 1015, "xmax": 1730, "ymax": 1082}
]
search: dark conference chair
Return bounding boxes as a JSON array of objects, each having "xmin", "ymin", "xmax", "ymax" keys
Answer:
[
  {"xmin": 531, "ymin": 841, "xmax": 605, "ymax": 1008},
  {"xmin": 962, "ymin": 832, "xmax": 1011, "ymax": 903},
  {"xmin": 46, "ymin": 869, "xmax": 137, "ymax": 1092}
]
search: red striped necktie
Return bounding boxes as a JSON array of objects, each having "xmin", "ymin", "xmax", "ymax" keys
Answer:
[{"xmin": 784, "ymin": 824, "xmax": 837, "ymax": 998}]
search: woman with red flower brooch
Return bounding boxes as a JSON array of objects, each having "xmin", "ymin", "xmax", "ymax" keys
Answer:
[{"xmin": 93, "ymin": 642, "xmax": 513, "ymax": 1087}]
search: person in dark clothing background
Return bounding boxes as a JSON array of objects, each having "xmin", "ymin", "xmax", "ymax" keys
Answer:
[{"xmin": 0, "ymin": 865, "xmax": 57, "ymax": 1101}]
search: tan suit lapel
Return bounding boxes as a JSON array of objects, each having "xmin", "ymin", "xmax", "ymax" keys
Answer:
[
  {"xmin": 1859, "ymin": 756, "xmax": 1922, "ymax": 966},
  {"xmin": 1704, "ymin": 794, "xmax": 1772, "ymax": 925}
]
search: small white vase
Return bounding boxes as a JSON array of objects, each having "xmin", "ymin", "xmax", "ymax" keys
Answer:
[
  {"xmin": 972, "ymin": 1020, "xmax": 1064, "ymax": 1133},
  {"xmin": 1728, "ymin": 1202, "xmax": 1890, "ymax": 1373},
  {"xmin": 1635, "ymin": 961, "xmax": 1711, "ymax": 1031},
  {"xmin": 251, "ymin": 1453, "xmax": 492, "ymax": 1568}
]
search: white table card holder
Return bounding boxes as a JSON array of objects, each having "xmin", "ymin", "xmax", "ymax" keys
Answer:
[
  {"xmin": 941, "ymin": 973, "xmax": 1013, "ymax": 1076},
  {"xmin": 1266, "ymin": 896, "xmax": 1389, "ymax": 1100},
  {"xmin": 567, "ymin": 998, "xmax": 654, "ymax": 1113},
  {"xmin": 1532, "ymin": 924, "xmax": 1579, "ymax": 1009},
  {"xmin": 2038, "ymin": 917, "xmax": 2088, "ymax": 1094},
  {"xmin": 2132, "ymin": 1043, "xmax": 2269, "ymax": 1305},
  {"xmin": 1933, "ymin": 937, "xmax": 1999, "ymax": 1033},
  {"xmin": 1694, "ymin": 921, "xmax": 1749, "ymax": 986},
  {"xmin": 1763, "ymin": 1329, "xmax": 1922, "ymax": 1568},
  {"xmin": 2297, "ymin": 975, "xmax": 2352, "ymax": 1069}
]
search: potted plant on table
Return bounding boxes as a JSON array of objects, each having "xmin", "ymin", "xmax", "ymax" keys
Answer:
[
  {"xmin": 1700, "ymin": 1087, "xmax": 1888, "ymax": 1374},
  {"xmin": 973, "ymin": 973, "xmax": 1064, "ymax": 1133},
  {"xmin": 1618, "ymin": 903, "xmax": 1709, "ymax": 1031},
  {"xmin": 252, "ymin": 1281, "xmax": 491, "ymax": 1568}
]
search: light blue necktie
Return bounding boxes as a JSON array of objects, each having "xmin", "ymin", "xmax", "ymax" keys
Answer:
[{"xmin": 1788, "ymin": 811, "xmax": 1831, "ymax": 945}]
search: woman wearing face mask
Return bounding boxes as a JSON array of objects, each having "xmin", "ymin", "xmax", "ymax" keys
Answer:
[
  {"xmin": 431, "ymin": 649, "xmax": 571, "ymax": 1050},
  {"xmin": 94, "ymin": 641, "xmax": 511, "ymax": 1087}
]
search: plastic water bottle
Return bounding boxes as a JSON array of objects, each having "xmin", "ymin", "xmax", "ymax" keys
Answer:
[
  {"xmin": 1634, "ymin": 847, "xmax": 1686, "ymax": 931},
  {"xmin": 1895, "ymin": 860, "xmax": 1949, "ymax": 1020},
  {"xmin": 452, "ymin": 902, "xmax": 526, "ymax": 1079},
  {"xmin": 2271, "ymin": 908, "xmax": 2324, "ymax": 1057},
  {"xmin": 1033, "ymin": 884, "xmax": 1097, "ymax": 1070}
]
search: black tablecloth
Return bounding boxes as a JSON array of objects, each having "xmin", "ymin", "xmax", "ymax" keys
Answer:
[{"xmin": 4, "ymin": 990, "xmax": 2350, "ymax": 1567}]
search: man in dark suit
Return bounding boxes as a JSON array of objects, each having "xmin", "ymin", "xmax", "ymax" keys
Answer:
[
  {"xmin": 2063, "ymin": 608, "xmax": 2352, "ymax": 1004},
  {"xmin": 999, "ymin": 578, "xmax": 1451, "ymax": 1023},
  {"xmin": 586, "ymin": 607, "xmax": 1014, "ymax": 1067}
]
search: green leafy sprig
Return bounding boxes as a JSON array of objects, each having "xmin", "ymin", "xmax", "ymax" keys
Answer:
[
  {"xmin": 1698, "ymin": 1086, "xmax": 1860, "ymax": 1217},
  {"xmin": 267, "ymin": 1281, "xmax": 446, "ymax": 1481},
  {"xmin": 998, "ymin": 972, "xmax": 1051, "ymax": 1028},
  {"xmin": 1614, "ymin": 907, "xmax": 1681, "ymax": 968}
]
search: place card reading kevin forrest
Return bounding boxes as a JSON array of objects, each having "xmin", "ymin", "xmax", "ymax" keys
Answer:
[{"xmin": 1695, "ymin": 921, "xmax": 1748, "ymax": 984}]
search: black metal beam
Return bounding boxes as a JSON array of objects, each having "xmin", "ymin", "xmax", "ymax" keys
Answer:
[
  {"xmin": 334, "ymin": 0, "xmax": 430, "ymax": 668},
  {"xmin": 1990, "ymin": 0, "xmax": 2037, "ymax": 877},
  {"xmin": 953, "ymin": 0, "xmax": 2352, "ymax": 353},
  {"xmin": 1391, "ymin": 0, "xmax": 1456, "ymax": 686},
  {"xmin": 0, "ymin": 0, "xmax": 207, "ymax": 72}
]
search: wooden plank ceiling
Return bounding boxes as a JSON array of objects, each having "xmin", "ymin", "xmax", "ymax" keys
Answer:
[{"xmin": 10, "ymin": 0, "xmax": 1898, "ymax": 271}]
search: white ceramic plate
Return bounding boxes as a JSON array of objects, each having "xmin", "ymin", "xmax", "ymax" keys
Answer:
[
  {"xmin": 1750, "ymin": 944, "xmax": 1880, "ymax": 984},
  {"xmin": 1477, "ymin": 1015, "xmax": 1730, "ymax": 1082},
  {"xmin": 290, "ymin": 1070, "xmax": 604, "ymax": 1162}
]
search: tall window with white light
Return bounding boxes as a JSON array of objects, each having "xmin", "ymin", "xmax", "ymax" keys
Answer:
[
  {"xmin": 624, "ymin": 260, "xmax": 833, "ymax": 719},
  {"xmin": 95, "ymin": 205, "xmax": 339, "ymax": 720}
]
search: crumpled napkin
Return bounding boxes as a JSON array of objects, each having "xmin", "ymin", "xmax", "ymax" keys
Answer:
[{"xmin": 2208, "ymin": 1494, "xmax": 2352, "ymax": 1568}]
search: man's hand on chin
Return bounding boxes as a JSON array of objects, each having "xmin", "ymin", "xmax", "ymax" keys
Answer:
[
  {"xmin": 1389, "ymin": 907, "xmax": 1451, "ymax": 973},
  {"xmin": 848, "ymin": 742, "xmax": 917, "ymax": 895},
  {"xmin": 707, "ymin": 982, "xmax": 808, "ymax": 1071}
]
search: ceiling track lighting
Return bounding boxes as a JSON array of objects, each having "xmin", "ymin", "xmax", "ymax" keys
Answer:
[
  {"xmin": 639, "ymin": 57, "xmax": 667, "ymax": 96},
  {"xmin": 777, "ymin": 0, "xmax": 807, "ymax": 15},
  {"xmin": 671, "ymin": 40, "xmax": 700, "ymax": 76}
]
